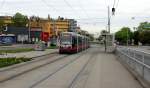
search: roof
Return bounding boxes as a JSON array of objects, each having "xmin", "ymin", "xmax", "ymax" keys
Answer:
[{"xmin": 0, "ymin": 16, "xmax": 12, "ymax": 19}]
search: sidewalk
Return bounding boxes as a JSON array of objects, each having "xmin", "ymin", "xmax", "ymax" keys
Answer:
[
  {"xmin": 84, "ymin": 51, "xmax": 143, "ymax": 88},
  {"xmin": 0, "ymin": 49, "xmax": 58, "ymax": 58}
]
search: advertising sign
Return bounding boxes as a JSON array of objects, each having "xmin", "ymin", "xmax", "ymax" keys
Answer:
[{"xmin": 0, "ymin": 35, "xmax": 16, "ymax": 44}]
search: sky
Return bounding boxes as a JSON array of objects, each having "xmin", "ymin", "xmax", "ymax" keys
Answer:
[{"xmin": 0, "ymin": 0, "xmax": 150, "ymax": 37}]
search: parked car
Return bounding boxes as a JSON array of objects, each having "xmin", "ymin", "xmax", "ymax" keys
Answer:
[{"xmin": 34, "ymin": 41, "xmax": 46, "ymax": 51}]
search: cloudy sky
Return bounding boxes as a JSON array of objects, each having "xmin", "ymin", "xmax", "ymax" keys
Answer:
[{"xmin": 0, "ymin": 0, "xmax": 150, "ymax": 36}]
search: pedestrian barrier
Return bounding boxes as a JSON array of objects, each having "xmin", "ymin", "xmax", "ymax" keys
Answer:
[{"xmin": 116, "ymin": 47, "xmax": 150, "ymax": 87}]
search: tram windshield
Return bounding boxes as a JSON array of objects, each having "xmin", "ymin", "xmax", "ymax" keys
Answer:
[{"xmin": 60, "ymin": 35, "xmax": 71, "ymax": 45}]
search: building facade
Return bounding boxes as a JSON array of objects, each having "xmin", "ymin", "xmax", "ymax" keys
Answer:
[
  {"xmin": 2, "ymin": 26, "xmax": 29, "ymax": 43},
  {"xmin": 51, "ymin": 17, "xmax": 70, "ymax": 37},
  {"xmin": 68, "ymin": 19, "xmax": 77, "ymax": 32},
  {"xmin": 29, "ymin": 16, "xmax": 78, "ymax": 43},
  {"xmin": 0, "ymin": 16, "xmax": 13, "ymax": 26},
  {"xmin": 30, "ymin": 16, "xmax": 51, "ymax": 42}
]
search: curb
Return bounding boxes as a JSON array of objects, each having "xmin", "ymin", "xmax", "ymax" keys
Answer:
[
  {"xmin": 0, "ymin": 55, "xmax": 66, "ymax": 83},
  {"xmin": 0, "ymin": 51, "xmax": 58, "ymax": 72},
  {"xmin": 31, "ymin": 51, "xmax": 58, "ymax": 59}
]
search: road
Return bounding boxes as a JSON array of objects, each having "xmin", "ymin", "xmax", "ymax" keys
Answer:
[
  {"xmin": 119, "ymin": 46, "xmax": 150, "ymax": 66},
  {"xmin": 0, "ymin": 45, "xmax": 143, "ymax": 88},
  {"xmin": 126, "ymin": 46, "xmax": 150, "ymax": 53}
]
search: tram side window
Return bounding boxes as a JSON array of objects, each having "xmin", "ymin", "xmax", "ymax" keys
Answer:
[
  {"xmin": 72, "ymin": 37, "xmax": 77, "ymax": 46},
  {"xmin": 78, "ymin": 37, "xmax": 82, "ymax": 45}
]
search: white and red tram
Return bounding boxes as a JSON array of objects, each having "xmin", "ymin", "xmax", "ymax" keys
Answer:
[{"xmin": 59, "ymin": 32, "xmax": 90, "ymax": 54}]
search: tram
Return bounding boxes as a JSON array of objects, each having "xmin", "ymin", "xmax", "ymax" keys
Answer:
[{"xmin": 59, "ymin": 32, "xmax": 90, "ymax": 54}]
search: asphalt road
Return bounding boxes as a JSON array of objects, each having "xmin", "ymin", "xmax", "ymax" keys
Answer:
[
  {"xmin": 0, "ymin": 45, "xmax": 143, "ymax": 88},
  {"xmin": 119, "ymin": 46, "xmax": 150, "ymax": 66}
]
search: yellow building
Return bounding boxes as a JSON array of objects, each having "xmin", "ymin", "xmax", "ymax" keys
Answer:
[
  {"xmin": 0, "ymin": 16, "xmax": 13, "ymax": 26},
  {"xmin": 50, "ymin": 18, "xmax": 70, "ymax": 36},
  {"xmin": 30, "ymin": 17, "xmax": 52, "ymax": 37},
  {"xmin": 30, "ymin": 16, "xmax": 70, "ymax": 37}
]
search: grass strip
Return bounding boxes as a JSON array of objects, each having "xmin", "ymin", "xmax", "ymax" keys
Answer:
[
  {"xmin": 0, "ymin": 57, "xmax": 32, "ymax": 68},
  {"xmin": 47, "ymin": 46, "xmax": 58, "ymax": 49},
  {"xmin": 0, "ymin": 48, "xmax": 34, "ymax": 53}
]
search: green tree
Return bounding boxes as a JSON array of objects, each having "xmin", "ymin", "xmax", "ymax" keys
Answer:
[
  {"xmin": 139, "ymin": 30, "xmax": 150, "ymax": 45},
  {"xmin": 138, "ymin": 22, "xmax": 150, "ymax": 31},
  {"xmin": 136, "ymin": 22, "xmax": 150, "ymax": 45},
  {"xmin": 100, "ymin": 30, "xmax": 109, "ymax": 35},
  {"xmin": 88, "ymin": 34, "xmax": 94, "ymax": 41},
  {"xmin": 97, "ymin": 30, "xmax": 108, "ymax": 41},
  {"xmin": 12, "ymin": 12, "xmax": 28, "ymax": 27},
  {"xmin": 115, "ymin": 27, "xmax": 133, "ymax": 45}
]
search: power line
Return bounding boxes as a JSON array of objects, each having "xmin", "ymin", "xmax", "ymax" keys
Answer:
[
  {"xmin": 63, "ymin": 0, "xmax": 80, "ymax": 18},
  {"xmin": 76, "ymin": 17, "xmax": 107, "ymax": 20},
  {"xmin": 113, "ymin": 0, "xmax": 116, "ymax": 8},
  {"xmin": 41, "ymin": 0, "xmax": 62, "ymax": 15},
  {"xmin": 77, "ymin": 1, "xmax": 90, "ymax": 18},
  {"xmin": 63, "ymin": 0, "xmax": 76, "ymax": 12},
  {"xmin": 0, "ymin": 0, "xmax": 5, "ymax": 9},
  {"xmin": 115, "ymin": 0, "xmax": 120, "ymax": 9}
]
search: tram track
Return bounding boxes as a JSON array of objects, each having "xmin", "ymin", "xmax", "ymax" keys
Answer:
[
  {"xmin": 29, "ymin": 51, "xmax": 87, "ymax": 88},
  {"xmin": 28, "ymin": 48, "xmax": 93, "ymax": 88},
  {"xmin": 0, "ymin": 52, "xmax": 58, "ymax": 72},
  {"xmin": 0, "ymin": 53, "xmax": 67, "ymax": 83},
  {"xmin": 0, "ymin": 49, "xmax": 89, "ymax": 87},
  {"xmin": 67, "ymin": 50, "xmax": 98, "ymax": 88}
]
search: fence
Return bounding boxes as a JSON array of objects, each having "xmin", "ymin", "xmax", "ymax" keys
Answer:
[{"xmin": 116, "ymin": 46, "xmax": 150, "ymax": 85}]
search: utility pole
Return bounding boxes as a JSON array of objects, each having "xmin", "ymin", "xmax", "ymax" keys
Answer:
[
  {"xmin": 52, "ymin": 19, "xmax": 55, "ymax": 45},
  {"xmin": 28, "ymin": 19, "xmax": 31, "ymax": 43},
  {"xmin": 76, "ymin": 29, "xmax": 79, "ymax": 53},
  {"xmin": 104, "ymin": 6, "xmax": 111, "ymax": 52},
  {"xmin": 108, "ymin": 6, "xmax": 110, "ymax": 33}
]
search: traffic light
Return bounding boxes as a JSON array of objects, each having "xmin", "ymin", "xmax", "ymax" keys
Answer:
[{"xmin": 112, "ymin": 8, "xmax": 115, "ymax": 15}]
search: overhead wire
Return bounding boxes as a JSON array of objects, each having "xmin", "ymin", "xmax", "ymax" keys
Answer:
[
  {"xmin": 0, "ymin": 0, "xmax": 108, "ymax": 26},
  {"xmin": 75, "ymin": 0, "xmax": 108, "ymax": 25},
  {"xmin": 115, "ymin": 0, "xmax": 120, "ymax": 10},
  {"xmin": 0, "ymin": 0, "xmax": 5, "ymax": 9},
  {"xmin": 41, "ymin": 0, "xmax": 62, "ymax": 16},
  {"xmin": 113, "ymin": 0, "xmax": 116, "ymax": 8},
  {"xmin": 77, "ymin": 0, "xmax": 90, "ymax": 18},
  {"xmin": 17, "ymin": 1, "xmax": 37, "ymax": 17},
  {"xmin": 63, "ymin": 0, "xmax": 76, "ymax": 12},
  {"xmin": 63, "ymin": 0, "xmax": 81, "ymax": 18},
  {"xmin": 111, "ymin": 0, "xmax": 120, "ymax": 15},
  {"xmin": 76, "ymin": 17, "xmax": 107, "ymax": 20}
]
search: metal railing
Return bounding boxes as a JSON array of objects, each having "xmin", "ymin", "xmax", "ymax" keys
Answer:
[{"xmin": 116, "ymin": 46, "xmax": 150, "ymax": 84}]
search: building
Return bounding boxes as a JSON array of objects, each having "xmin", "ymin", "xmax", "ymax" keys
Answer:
[
  {"xmin": 51, "ymin": 17, "xmax": 70, "ymax": 36},
  {"xmin": 76, "ymin": 26, "xmax": 81, "ymax": 33},
  {"xmin": 30, "ymin": 16, "xmax": 51, "ymax": 42},
  {"xmin": 0, "ymin": 16, "xmax": 29, "ymax": 43},
  {"xmin": 29, "ymin": 16, "xmax": 78, "ymax": 43},
  {"xmin": 50, "ymin": 17, "xmax": 77, "ymax": 36},
  {"xmin": 0, "ymin": 15, "xmax": 78, "ymax": 43},
  {"xmin": 0, "ymin": 16, "xmax": 13, "ymax": 26},
  {"xmin": 2, "ymin": 26, "xmax": 29, "ymax": 43},
  {"xmin": 68, "ymin": 19, "xmax": 77, "ymax": 32}
]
